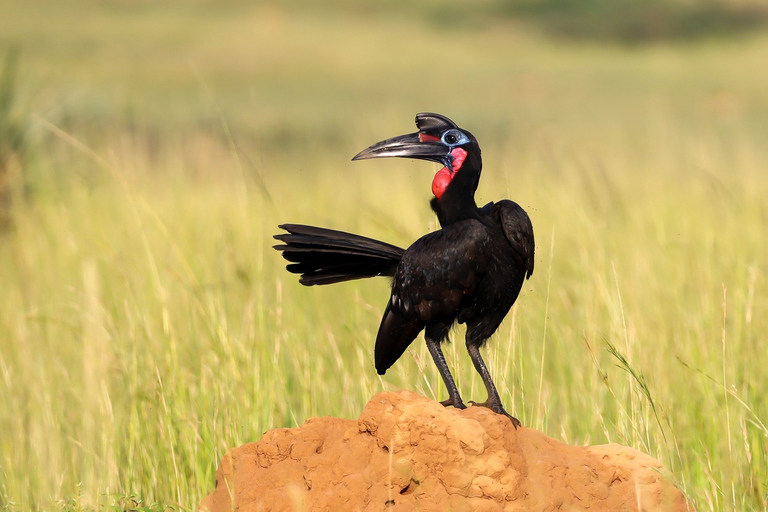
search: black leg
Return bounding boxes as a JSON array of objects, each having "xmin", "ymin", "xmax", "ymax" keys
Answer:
[
  {"xmin": 466, "ymin": 341, "xmax": 521, "ymax": 427},
  {"xmin": 425, "ymin": 336, "xmax": 466, "ymax": 410}
]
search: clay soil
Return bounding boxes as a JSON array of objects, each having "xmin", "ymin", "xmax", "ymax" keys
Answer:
[{"xmin": 200, "ymin": 390, "xmax": 693, "ymax": 512}]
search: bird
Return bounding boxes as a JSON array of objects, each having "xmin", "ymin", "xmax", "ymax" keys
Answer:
[{"xmin": 273, "ymin": 113, "xmax": 535, "ymax": 426}]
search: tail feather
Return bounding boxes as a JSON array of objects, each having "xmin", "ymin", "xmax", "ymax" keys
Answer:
[{"xmin": 274, "ymin": 224, "xmax": 405, "ymax": 286}]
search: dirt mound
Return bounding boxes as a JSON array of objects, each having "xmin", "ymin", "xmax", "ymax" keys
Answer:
[{"xmin": 200, "ymin": 390, "xmax": 693, "ymax": 512}]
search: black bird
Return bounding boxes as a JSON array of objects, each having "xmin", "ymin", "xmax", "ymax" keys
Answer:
[{"xmin": 274, "ymin": 113, "xmax": 534, "ymax": 426}]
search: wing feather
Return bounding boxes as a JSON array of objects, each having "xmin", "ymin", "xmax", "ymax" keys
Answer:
[
  {"xmin": 493, "ymin": 200, "xmax": 535, "ymax": 279},
  {"xmin": 374, "ymin": 219, "xmax": 491, "ymax": 373},
  {"xmin": 391, "ymin": 219, "xmax": 491, "ymax": 321}
]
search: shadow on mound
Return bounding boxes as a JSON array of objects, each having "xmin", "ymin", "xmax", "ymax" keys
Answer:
[{"xmin": 200, "ymin": 390, "xmax": 693, "ymax": 512}]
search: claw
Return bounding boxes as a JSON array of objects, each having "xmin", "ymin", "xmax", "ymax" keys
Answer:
[
  {"xmin": 469, "ymin": 400, "xmax": 521, "ymax": 428},
  {"xmin": 503, "ymin": 412, "xmax": 522, "ymax": 428},
  {"xmin": 440, "ymin": 398, "xmax": 467, "ymax": 410}
]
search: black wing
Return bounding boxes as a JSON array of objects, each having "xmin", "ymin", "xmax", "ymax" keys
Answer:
[
  {"xmin": 493, "ymin": 200, "xmax": 535, "ymax": 279},
  {"xmin": 374, "ymin": 219, "xmax": 491, "ymax": 373}
]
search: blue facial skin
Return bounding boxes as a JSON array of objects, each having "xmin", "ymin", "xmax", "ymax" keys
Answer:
[
  {"xmin": 440, "ymin": 129, "xmax": 470, "ymax": 148},
  {"xmin": 438, "ymin": 129, "xmax": 470, "ymax": 171}
]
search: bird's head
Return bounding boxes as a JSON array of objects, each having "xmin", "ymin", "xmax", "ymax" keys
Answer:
[{"xmin": 352, "ymin": 113, "xmax": 481, "ymax": 200}]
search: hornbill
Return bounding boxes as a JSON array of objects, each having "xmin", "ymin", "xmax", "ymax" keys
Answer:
[{"xmin": 274, "ymin": 113, "xmax": 534, "ymax": 426}]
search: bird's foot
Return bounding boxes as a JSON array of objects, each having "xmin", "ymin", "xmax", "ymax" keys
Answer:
[
  {"xmin": 468, "ymin": 400, "xmax": 522, "ymax": 428},
  {"xmin": 440, "ymin": 397, "xmax": 467, "ymax": 410}
]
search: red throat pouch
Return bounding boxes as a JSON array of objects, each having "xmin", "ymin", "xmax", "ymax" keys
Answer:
[
  {"xmin": 431, "ymin": 148, "xmax": 468, "ymax": 199},
  {"xmin": 432, "ymin": 167, "xmax": 453, "ymax": 198}
]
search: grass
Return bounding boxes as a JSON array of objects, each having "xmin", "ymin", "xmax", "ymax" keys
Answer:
[{"xmin": 1, "ymin": 1, "xmax": 767, "ymax": 510}]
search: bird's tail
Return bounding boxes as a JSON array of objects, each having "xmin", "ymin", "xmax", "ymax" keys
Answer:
[{"xmin": 273, "ymin": 224, "xmax": 405, "ymax": 286}]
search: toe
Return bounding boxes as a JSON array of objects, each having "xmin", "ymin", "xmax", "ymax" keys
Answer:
[{"xmin": 439, "ymin": 398, "xmax": 467, "ymax": 410}]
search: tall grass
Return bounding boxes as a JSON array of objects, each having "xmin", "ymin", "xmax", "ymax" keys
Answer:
[{"xmin": 0, "ymin": 1, "xmax": 767, "ymax": 510}]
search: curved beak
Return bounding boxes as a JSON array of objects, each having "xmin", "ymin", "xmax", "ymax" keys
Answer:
[{"xmin": 352, "ymin": 132, "xmax": 450, "ymax": 166}]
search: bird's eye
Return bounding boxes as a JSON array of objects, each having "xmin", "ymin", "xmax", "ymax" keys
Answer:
[{"xmin": 441, "ymin": 129, "xmax": 467, "ymax": 147}]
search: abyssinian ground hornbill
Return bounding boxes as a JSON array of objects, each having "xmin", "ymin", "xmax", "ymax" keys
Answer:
[{"xmin": 274, "ymin": 113, "xmax": 534, "ymax": 426}]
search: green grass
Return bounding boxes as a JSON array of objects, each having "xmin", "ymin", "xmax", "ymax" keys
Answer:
[{"xmin": 1, "ymin": 1, "xmax": 767, "ymax": 511}]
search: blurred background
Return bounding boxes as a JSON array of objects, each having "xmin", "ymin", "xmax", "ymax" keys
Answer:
[{"xmin": 1, "ymin": 0, "xmax": 767, "ymax": 510}]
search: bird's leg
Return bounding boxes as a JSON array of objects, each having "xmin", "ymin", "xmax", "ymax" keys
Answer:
[
  {"xmin": 425, "ymin": 336, "xmax": 466, "ymax": 410},
  {"xmin": 466, "ymin": 342, "xmax": 521, "ymax": 427}
]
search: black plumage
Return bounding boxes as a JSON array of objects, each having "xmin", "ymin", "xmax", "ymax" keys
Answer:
[{"xmin": 274, "ymin": 113, "xmax": 534, "ymax": 426}]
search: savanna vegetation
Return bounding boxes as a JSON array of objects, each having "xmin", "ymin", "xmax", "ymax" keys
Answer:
[{"xmin": 0, "ymin": 0, "xmax": 766, "ymax": 510}]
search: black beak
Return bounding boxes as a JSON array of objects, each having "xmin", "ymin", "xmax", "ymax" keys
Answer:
[{"xmin": 352, "ymin": 132, "xmax": 451, "ymax": 167}]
